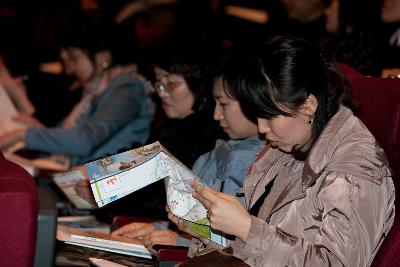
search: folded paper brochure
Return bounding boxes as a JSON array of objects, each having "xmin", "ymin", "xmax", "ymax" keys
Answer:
[{"xmin": 85, "ymin": 141, "xmax": 226, "ymax": 247}]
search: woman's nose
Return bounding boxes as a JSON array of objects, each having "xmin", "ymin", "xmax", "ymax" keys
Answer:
[
  {"xmin": 213, "ymin": 104, "xmax": 223, "ymax": 121},
  {"xmin": 257, "ymin": 118, "xmax": 270, "ymax": 133}
]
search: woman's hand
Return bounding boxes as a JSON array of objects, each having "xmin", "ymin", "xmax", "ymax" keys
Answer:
[
  {"xmin": 168, "ymin": 212, "xmax": 210, "ymax": 245},
  {"xmin": 14, "ymin": 113, "xmax": 44, "ymax": 128},
  {"xmin": 191, "ymin": 181, "xmax": 252, "ymax": 242},
  {"xmin": 111, "ymin": 222, "xmax": 155, "ymax": 240},
  {"xmin": 0, "ymin": 129, "xmax": 26, "ymax": 150},
  {"xmin": 142, "ymin": 229, "xmax": 178, "ymax": 247}
]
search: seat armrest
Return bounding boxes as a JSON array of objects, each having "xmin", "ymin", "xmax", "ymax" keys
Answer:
[{"xmin": 153, "ymin": 244, "xmax": 188, "ymax": 263}]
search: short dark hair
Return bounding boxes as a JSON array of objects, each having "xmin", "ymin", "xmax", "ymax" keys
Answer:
[
  {"xmin": 213, "ymin": 46, "xmax": 258, "ymax": 123},
  {"xmin": 57, "ymin": 30, "xmax": 108, "ymax": 65},
  {"xmin": 153, "ymin": 31, "xmax": 223, "ymax": 111},
  {"xmin": 220, "ymin": 36, "xmax": 352, "ymax": 159}
]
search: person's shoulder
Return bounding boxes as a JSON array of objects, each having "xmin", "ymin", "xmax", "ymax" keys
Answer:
[
  {"xmin": 214, "ymin": 137, "xmax": 264, "ymax": 166},
  {"xmin": 228, "ymin": 136, "xmax": 265, "ymax": 152},
  {"xmin": 108, "ymin": 70, "xmax": 149, "ymax": 92},
  {"xmin": 320, "ymin": 112, "xmax": 391, "ymax": 183}
]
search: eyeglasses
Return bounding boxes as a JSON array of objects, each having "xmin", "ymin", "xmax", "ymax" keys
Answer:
[{"xmin": 154, "ymin": 80, "xmax": 184, "ymax": 95}]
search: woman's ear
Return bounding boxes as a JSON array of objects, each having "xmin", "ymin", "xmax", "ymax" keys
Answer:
[
  {"xmin": 94, "ymin": 51, "xmax": 112, "ymax": 72},
  {"xmin": 299, "ymin": 94, "xmax": 318, "ymax": 117}
]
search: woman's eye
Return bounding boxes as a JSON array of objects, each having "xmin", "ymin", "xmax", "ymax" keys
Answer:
[{"xmin": 168, "ymin": 81, "xmax": 183, "ymax": 90}]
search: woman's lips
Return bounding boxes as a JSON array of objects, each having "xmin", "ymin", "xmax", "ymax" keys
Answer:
[
  {"xmin": 162, "ymin": 102, "xmax": 170, "ymax": 109},
  {"xmin": 268, "ymin": 139, "xmax": 278, "ymax": 147}
]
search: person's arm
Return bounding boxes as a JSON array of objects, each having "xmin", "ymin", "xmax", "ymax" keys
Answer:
[
  {"xmin": 115, "ymin": 0, "xmax": 177, "ymax": 24},
  {"xmin": 24, "ymin": 79, "xmax": 145, "ymax": 156},
  {"xmin": 0, "ymin": 128, "xmax": 25, "ymax": 150},
  {"xmin": 0, "ymin": 57, "xmax": 35, "ymax": 115}
]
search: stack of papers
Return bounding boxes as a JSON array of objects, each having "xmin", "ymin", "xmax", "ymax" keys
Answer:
[
  {"xmin": 57, "ymin": 225, "xmax": 152, "ymax": 259},
  {"xmin": 58, "ymin": 216, "xmax": 110, "ymax": 234}
]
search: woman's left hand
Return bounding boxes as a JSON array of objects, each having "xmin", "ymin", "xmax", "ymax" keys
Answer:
[
  {"xmin": 191, "ymin": 181, "xmax": 252, "ymax": 241},
  {"xmin": 0, "ymin": 129, "xmax": 25, "ymax": 150},
  {"xmin": 142, "ymin": 229, "xmax": 178, "ymax": 247}
]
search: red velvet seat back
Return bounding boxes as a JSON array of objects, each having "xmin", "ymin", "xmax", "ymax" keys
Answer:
[
  {"xmin": 338, "ymin": 63, "xmax": 400, "ymax": 267},
  {"xmin": 0, "ymin": 153, "xmax": 38, "ymax": 267}
]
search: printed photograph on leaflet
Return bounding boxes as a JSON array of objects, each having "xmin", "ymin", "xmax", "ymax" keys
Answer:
[{"xmin": 53, "ymin": 169, "xmax": 96, "ymax": 209}]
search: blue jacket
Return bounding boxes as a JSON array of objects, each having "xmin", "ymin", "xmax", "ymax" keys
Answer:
[
  {"xmin": 192, "ymin": 135, "xmax": 265, "ymax": 205},
  {"xmin": 25, "ymin": 74, "xmax": 151, "ymax": 166}
]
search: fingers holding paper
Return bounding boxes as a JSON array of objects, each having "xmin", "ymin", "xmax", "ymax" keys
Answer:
[
  {"xmin": 191, "ymin": 180, "xmax": 252, "ymax": 242},
  {"xmin": 168, "ymin": 212, "xmax": 189, "ymax": 233},
  {"xmin": 167, "ymin": 212, "xmax": 210, "ymax": 245}
]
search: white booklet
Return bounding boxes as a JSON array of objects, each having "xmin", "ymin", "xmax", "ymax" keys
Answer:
[
  {"xmin": 57, "ymin": 225, "xmax": 152, "ymax": 259},
  {"xmin": 85, "ymin": 141, "xmax": 227, "ymax": 247}
]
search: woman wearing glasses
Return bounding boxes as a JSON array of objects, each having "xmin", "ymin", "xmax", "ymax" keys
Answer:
[{"xmin": 149, "ymin": 32, "xmax": 225, "ymax": 168}]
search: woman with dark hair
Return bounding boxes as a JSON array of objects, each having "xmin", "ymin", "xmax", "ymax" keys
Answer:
[
  {"xmin": 150, "ymin": 31, "xmax": 224, "ymax": 167},
  {"xmin": 0, "ymin": 30, "xmax": 152, "ymax": 167},
  {"xmin": 170, "ymin": 36, "xmax": 395, "ymax": 266}
]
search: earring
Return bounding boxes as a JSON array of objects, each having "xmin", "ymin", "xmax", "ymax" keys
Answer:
[
  {"xmin": 101, "ymin": 61, "xmax": 109, "ymax": 69},
  {"xmin": 308, "ymin": 116, "xmax": 314, "ymax": 125}
]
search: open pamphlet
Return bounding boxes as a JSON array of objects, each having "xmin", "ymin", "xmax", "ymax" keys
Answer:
[
  {"xmin": 53, "ymin": 168, "xmax": 97, "ymax": 209},
  {"xmin": 57, "ymin": 224, "xmax": 152, "ymax": 259},
  {"xmin": 85, "ymin": 141, "xmax": 227, "ymax": 247}
]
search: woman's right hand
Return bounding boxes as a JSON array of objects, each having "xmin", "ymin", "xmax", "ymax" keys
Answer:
[{"xmin": 111, "ymin": 222, "xmax": 156, "ymax": 240}]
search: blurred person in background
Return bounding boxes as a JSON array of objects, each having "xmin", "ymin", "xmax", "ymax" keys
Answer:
[
  {"xmin": 0, "ymin": 30, "xmax": 152, "ymax": 167},
  {"xmin": 380, "ymin": 0, "xmax": 400, "ymax": 77},
  {"xmin": 276, "ymin": 0, "xmax": 338, "ymax": 45},
  {"xmin": 148, "ymin": 31, "xmax": 225, "ymax": 168}
]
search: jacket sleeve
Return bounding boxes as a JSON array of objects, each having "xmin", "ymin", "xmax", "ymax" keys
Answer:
[
  {"xmin": 25, "ymin": 80, "xmax": 144, "ymax": 156},
  {"xmin": 232, "ymin": 172, "xmax": 395, "ymax": 267}
]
